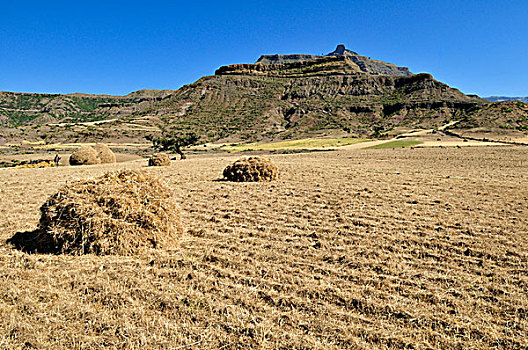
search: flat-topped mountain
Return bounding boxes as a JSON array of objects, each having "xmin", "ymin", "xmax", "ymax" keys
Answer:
[
  {"xmin": 139, "ymin": 46, "xmax": 489, "ymax": 142},
  {"xmin": 1, "ymin": 45, "xmax": 527, "ymax": 145}
]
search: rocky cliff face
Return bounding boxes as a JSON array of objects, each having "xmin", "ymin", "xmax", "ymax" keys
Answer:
[
  {"xmin": 215, "ymin": 56, "xmax": 365, "ymax": 76},
  {"xmin": 326, "ymin": 44, "xmax": 413, "ymax": 76},
  {"xmin": 252, "ymin": 45, "xmax": 412, "ymax": 77},
  {"xmin": 256, "ymin": 54, "xmax": 322, "ymax": 64}
]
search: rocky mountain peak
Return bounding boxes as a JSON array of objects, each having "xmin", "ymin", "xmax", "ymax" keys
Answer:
[
  {"xmin": 334, "ymin": 44, "xmax": 346, "ymax": 55},
  {"xmin": 326, "ymin": 44, "xmax": 358, "ymax": 56}
]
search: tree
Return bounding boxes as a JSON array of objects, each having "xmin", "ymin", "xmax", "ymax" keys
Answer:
[{"xmin": 147, "ymin": 132, "xmax": 199, "ymax": 160}]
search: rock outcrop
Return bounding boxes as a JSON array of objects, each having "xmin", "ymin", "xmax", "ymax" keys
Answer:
[
  {"xmin": 249, "ymin": 45, "xmax": 412, "ymax": 77},
  {"xmin": 326, "ymin": 44, "xmax": 412, "ymax": 76}
]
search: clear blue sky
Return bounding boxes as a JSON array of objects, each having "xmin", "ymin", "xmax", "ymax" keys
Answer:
[{"xmin": 1, "ymin": 1, "xmax": 527, "ymax": 96}]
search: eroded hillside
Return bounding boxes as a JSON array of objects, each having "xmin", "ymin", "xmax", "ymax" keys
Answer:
[{"xmin": 133, "ymin": 68, "xmax": 485, "ymax": 142}]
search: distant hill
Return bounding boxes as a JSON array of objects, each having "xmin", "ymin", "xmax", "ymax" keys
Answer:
[
  {"xmin": 453, "ymin": 100, "xmax": 528, "ymax": 133},
  {"xmin": 484, "ymin": 96, "xmax": 528, "ymax": 103},
  {"xmin": 0, "ymin": 90, "xmax": 173, "ymax": 127}
]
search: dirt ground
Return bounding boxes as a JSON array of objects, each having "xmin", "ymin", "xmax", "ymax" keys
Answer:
[
  {"xmin": 0, "ymin": 152, "xmax": 143, "ymax": 166},
  {"xmin": 0, "ymin": 146, "xmax": 527, "ymax": 349}
]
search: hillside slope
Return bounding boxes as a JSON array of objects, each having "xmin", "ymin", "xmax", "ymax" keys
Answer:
[
  {"xmin": 131, "ymin": 51, "xmax": 485, "ymax": 142},
  {"xmin": 452, "ymin": 101, "xmax": 528, "ymax": 136},
  {"xmin": 0, "ymin": 90, "xmax": 173, "ymax": 127}
]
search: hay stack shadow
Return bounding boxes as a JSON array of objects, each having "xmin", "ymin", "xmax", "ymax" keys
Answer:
[{"xmin": 7, "ymin": 229, "xmax": 57, "ymax": 254}]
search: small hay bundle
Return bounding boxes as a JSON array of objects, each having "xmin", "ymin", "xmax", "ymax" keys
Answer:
[
  {"xmin": 93, "ymin": 144, "xmax": 116, "ymax": 164},
  {"xmin": 148, "ymin": 153, "xmax": 171, "ymax": 166},
  {"xmin": 14, "ymin": 160, "xmax": 54, "ymax": 169},
  {"xmin": 69, "ymin": 146, "xmax": 101, "ymax": 166},
  {"xmin": 32, "ymin": 170, "xmax": 182, "ymax": 255},
  {"xmin": 223, "ymin": 156, "xmax": 278, "ymax": 182}
]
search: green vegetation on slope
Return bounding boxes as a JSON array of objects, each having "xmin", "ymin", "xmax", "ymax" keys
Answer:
[
  {"xmin": 0, "ymin": 93, "xmax": 146, "ymax": 126},
  {"xmin": 221, "ymin": 137, "xmax": 370, "ymax": 152},
  {"xmin": 366, "ymin": 140, "xmax": 422, "ymax": 149}
]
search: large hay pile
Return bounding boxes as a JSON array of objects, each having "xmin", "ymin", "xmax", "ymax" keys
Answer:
[
  {"xmin": 69, "ymin": 144, "xmax": 115, "ymax": 165},
  {"xmin": 148, "ymin": 153, "xmax": 171, "ymax": 166},
  {"xmin": 93, "ymin": 144, "xmax": 116, "ymax": 164},
  {"xmin": 9, "ymin": 170, "xmax": 183, "ymax": 255},
  {"xmin": 69, "ymin": 146, "xmax": 101, "ymax": 165},
  {"xmin": 223, "ymin": 156, "xmax": 279, "ymax": 182}
]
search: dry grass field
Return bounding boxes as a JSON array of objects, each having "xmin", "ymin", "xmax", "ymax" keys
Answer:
[{"xmin": 0, "ymin": 146, "xmax": 527, "ymax": 349}]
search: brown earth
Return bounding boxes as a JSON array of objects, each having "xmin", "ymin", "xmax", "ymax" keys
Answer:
[{"xmin": 0, "ymin": 146, "xmax": 527, "ymax": 349}]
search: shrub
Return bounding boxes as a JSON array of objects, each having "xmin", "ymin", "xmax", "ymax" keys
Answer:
[{"xmin": 147, "ymin": 132, "xmax": 199, "ymax": 160}]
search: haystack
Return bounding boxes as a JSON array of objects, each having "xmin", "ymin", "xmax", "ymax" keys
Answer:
[
  {"xmin": 223, "ymin": 156, "xmax": 278, "ymax": 182},
  {"xmin": 69, "ymin": 146, "xmax": 101, "ymax": 166},
  {"xmin": 93, "ymin": 144, "xmax": 116, "ymax": 164},
  {"xmin": 148, "ymin": 153, "xmax": 171, "ymax": 166},
  {"xmin": 9, "ymin": 170, "xmax": 183, "ymax": 255}
]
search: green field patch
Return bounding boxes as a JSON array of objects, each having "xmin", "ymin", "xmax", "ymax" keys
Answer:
[
  {"xmin": 366, "ymin": 140, "xmax": 423, "ymax": 149},
  {"xmin": 222, "ymin": 138, "xmax": 370, "ymax": 152}
]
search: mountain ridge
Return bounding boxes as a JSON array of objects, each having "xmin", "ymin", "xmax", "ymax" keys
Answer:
[
  {"xmin": 484, "ymin": 96, "xmax": 528, "ymax": 103},
  {"xmin": 1, "ymin": 45, "xmax": 527, "ymax": 145},
  {"xmin": 0, "ymin": 90, "xmax": 173, "ymax": 127}
]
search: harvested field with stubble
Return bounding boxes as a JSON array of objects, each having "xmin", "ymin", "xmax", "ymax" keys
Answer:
[{"xmin": 0, "ymin": 146, "xmax": 527, "ymax": 349}]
